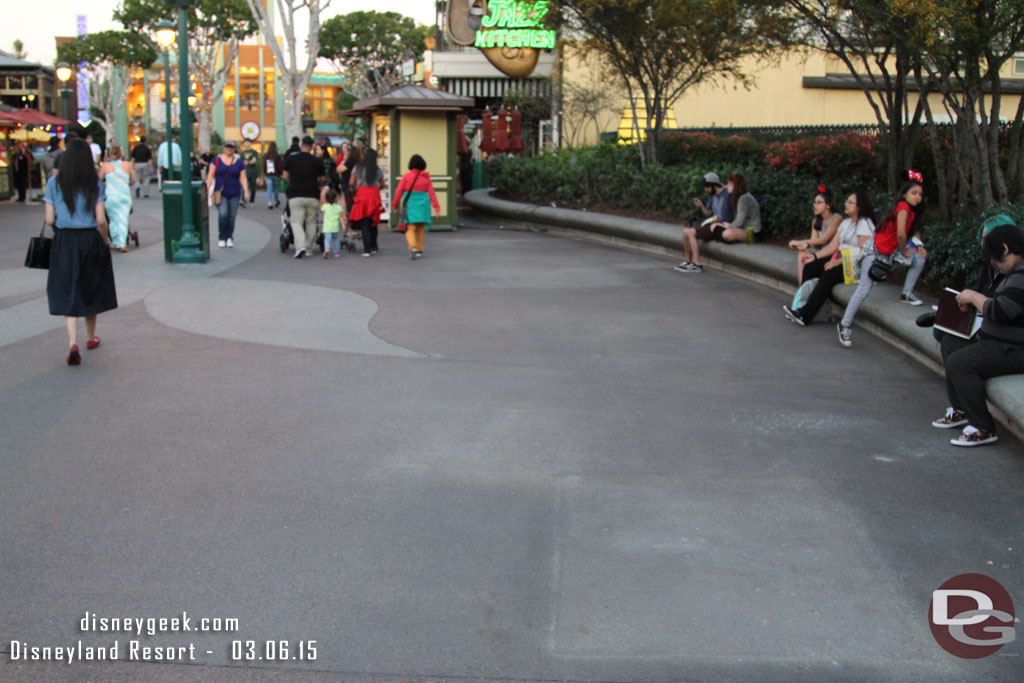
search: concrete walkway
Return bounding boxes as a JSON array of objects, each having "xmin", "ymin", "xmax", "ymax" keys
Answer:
[{"xmin": 0, "ymin": 195, "xmax": 1022, "ymax": 682}]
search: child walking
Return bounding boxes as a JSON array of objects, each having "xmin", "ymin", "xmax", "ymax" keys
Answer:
[{"xmin": 320, "ymin": 189, "xmax": 346, "ymax": 258}]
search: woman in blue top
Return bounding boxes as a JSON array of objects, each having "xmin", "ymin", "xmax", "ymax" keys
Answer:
[
  {"xmin": 44, "ymin": 138, "xmax": 118, "ymax": 366},
  {"xmin": 205, "ymin": 140, "xmax": 249, "ymax": 248}
]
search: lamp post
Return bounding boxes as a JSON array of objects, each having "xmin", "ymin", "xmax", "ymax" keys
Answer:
[
  {"xmin": 168, "ymin": 0, "xmax": 204, "ymax": 263},
  {"xmin": 55, "ymin": 62, "xmax": 73, "ymax": 122},
  {"xmin": 155, "ymin": 20, "xmax": 176, "ymax": 183}
]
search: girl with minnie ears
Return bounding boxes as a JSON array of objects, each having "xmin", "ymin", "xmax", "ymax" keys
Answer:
[
  {"xmin": 836, "ymin": 170, "xmax": 929, "ymax": 347},
  {"xmin": 788, "ymin": 184, "xmax": 842, "ymax": 284}
]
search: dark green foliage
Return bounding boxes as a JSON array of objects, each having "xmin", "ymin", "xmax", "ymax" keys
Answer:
[{"xmin": 919, "ymin": 205, "xmax": 1024, "ymax": 291}]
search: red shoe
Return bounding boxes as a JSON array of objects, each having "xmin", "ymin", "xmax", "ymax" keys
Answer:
[
  {"xmin": 67, "ymin": 345, "xmax": 81, "ymax": 366},
  {"xmin": 86, "ymin": 336, "xmax": 101, "ymax": 350}
]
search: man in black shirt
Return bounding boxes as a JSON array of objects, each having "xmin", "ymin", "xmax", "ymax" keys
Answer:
[
  {"xmin": 282, "ymin": 135, "xmax": 324, "ymax": 258},
  {"xmin": 131, "ymin": 136, "xmax": 154, "ymax": 198}
]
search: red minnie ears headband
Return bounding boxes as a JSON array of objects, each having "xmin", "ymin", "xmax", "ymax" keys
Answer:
[
  {"xmin": 817, "ymin": 184, "xmax": 827, "ymax": 194},
  {"xmin": 907, "ymin": 169, "xmax": 923, "ymax": 182}
]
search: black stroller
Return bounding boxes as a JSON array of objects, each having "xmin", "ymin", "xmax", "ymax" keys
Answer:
[{"xmin": 279, "ymin": 203, "xmax": 325, "ymax": 254}]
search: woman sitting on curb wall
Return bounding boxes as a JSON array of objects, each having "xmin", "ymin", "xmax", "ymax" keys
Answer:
[
  {"xmin": 787, "ymin": 185, "xmax": 842, "ymax": 283},
  {"xmin": 675, "ymin": 173, "xmax": 755, "ymax": 274},
  {"xmin": 836, "ymin": 171, "xmax": 929, "ymax": 348},
  {"xmin": 783, "ymin": 191, "xmax": 875, "ymax": 326}
]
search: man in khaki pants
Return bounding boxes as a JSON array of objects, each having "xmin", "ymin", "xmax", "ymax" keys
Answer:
[{"xmin": 282, "ymin": 136, "xmax": 324, "ymax": 258}]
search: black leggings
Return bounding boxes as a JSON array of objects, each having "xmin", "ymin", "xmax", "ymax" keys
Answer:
[
  {"xmin": 353, "ymin": 217, "xmax": 377, "ymax": 253},
  {"xmin": 798, "ymin": 258, "xmax": 845, "ymax": 323}
]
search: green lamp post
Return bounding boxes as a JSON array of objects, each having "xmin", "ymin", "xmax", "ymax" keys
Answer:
[
  {"xmin": 167, "ymin": 0, "xmax": 204, "ymax": 264},
  {"xmin": 55, "ymin": 62, "xmax": 73, "ymax": 121},
  {"xmin": 155, "ymin": 20, "xmax": 176, "ymax": 183}
]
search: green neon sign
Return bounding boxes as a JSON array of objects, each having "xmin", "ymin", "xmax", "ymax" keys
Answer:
[{"xmin": 474, "ymin": 0, "xmax": 556, "ymax": 50}]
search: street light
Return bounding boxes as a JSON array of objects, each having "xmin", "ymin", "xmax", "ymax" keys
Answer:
[
  {"xmin": 169, "ymin": 0, "xmax": 204, "ymax": 263},
  {"xmin": 56, "ymin": 61, "xmax": 74, "ymax": 122},
  {"xmin": 155, "ymin": 19, "xmax": 176, "ymax": 183}
]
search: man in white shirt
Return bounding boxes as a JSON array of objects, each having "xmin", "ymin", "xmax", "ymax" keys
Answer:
[
  {"xmin": 157, "ymin": 139, "xmax": 183, "ymax": 188},
  {"xmin": 86, "ymin": 134, "xmax": 102, "ymax": 164}
]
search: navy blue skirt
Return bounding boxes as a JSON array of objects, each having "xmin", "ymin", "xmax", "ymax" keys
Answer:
[{"xmin": 47, "ymin": 228, "xmax": 118, "ymax": 317}]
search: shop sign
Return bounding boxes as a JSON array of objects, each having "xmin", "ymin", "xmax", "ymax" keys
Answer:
[{"xmin": 473, "ymin": 1, "xmax": 556, "ymax": 50}]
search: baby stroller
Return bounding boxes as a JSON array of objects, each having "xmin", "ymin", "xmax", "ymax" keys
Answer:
[
  {"xmin": 279, "ymin": 203, "xmax": 324, "ymax": 254},
  {"xmin": 338, "ymin": 216, "xmax": 361, "ymax": 253}
]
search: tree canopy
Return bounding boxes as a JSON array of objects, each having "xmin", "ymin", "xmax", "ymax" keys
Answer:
[
  {"xmin": 319, "ymin": 11, "xmax": 430, "ymax": 97},
  {"xmin": 556, "ymin": 0, "xmax": 796, "ymax": 164}
]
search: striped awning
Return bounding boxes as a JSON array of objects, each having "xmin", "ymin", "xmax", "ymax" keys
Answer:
[{"xmin": 441, "ymin": 77, "xmax": 551, "ymax": 100}]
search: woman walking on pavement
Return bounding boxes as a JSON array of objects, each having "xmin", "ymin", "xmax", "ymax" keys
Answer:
[
  {"xmin": 98, "ymin": 145, "xmax": 136, "ymax": 252},
  {"xmin": 263, "ymin": 141, "xmax": 282, "ymax": 209},
  {"xmin": 44, "ymin": 138, "xmax": 118, "ymax": 366},
  {"xmin": 206, "ymin": 140, "xmax": 249, "ymax": 248},
  {"xmin": 393, "ymin": 154, "xmax": 440, "ymax": 259},
  {"xmin": 349, "ymin": 147, "xmax": 383, "ymax": 257}
]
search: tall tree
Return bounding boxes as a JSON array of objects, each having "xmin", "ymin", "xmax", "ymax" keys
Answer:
[
  {"xmin": 114, "ymin": 0, "xmax": 258, "ymax": 154},
  {"xmin": 244, "ymin": 0, "xmax": 330, "ymax": 141},
  {"xmin": 57, "ymin": 31, "xmax": 157, "ymax": 143},
  {"xmin": 12, "ymin": 40, "xmax": 28, "ymax": 60},
  {"xmin": 555, "ymin": 0, "xmax": 795, "ymax": 165},
  {"xmin": 319, "ymin": 11, "xmax": 429, "ymax": 98},
  {"xmin": 787, "ymin": 0, "xmax": 931, "ymax": 196},
  {"xmin": 914, "ymin": 0, "xmax": 1024, "ymax": 210}
]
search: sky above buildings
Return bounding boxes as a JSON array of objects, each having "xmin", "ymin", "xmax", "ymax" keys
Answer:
[{"xmin": 4, "ymin": 1, "xmax": 438, "ymax": 67}]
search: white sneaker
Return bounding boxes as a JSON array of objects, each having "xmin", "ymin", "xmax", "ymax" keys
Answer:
[
  {"xmin": 837, "ymin": 323, "xmax": 852, "ymax": 347},
  {"xmin": 900, "ymin": 292, "xmax": 923, "ymax": 306},
  {"xmin": 226, "ymin": 238, "xmax": 234, "ymax": 248},
  {"xmin": 294, "ymin": 248, "xmax": 306, "ymax": 259},
  {"xmin": 950, "ymin": 425, "xmax": 999, "ymax": 447},
  {"xmin": 217, "ymin": 240, "xmax": 226, "ymax": 248}
]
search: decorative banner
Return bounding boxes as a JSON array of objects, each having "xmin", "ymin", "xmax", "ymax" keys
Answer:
[{"xmin": 76, "ymin": 14, "xmax": 90, "ymax": 126}]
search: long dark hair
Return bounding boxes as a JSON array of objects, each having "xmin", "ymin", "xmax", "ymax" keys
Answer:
[
  {"xmin": 848, "ymin": 189, "xmax": 876, "ymax": 225},
  {"xmin": 879, "ymin": 176, "xmax": 924, "ymax": 238},
  {"xmin": 812, "ymin": 184, "xmax": 835, "ymax": 232},
  {"xmin": 357, "ymin": 147, "xmax": 379, "ymax": 183},
  {"xmin": 729, "ymin": 173, "xmax": 748, "ymax": 213},
  {"xmin": 265, "ymin": 141, "xmax": 280, "ymax": 161},
  {"xmin": 58, "ymin": 139, "xmax": 100, "ymax": 216}
]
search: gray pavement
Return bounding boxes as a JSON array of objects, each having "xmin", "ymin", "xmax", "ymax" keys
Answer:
[{"xmin": 1, "ymin": 196, "xmax": 1023, "ymax": 682}]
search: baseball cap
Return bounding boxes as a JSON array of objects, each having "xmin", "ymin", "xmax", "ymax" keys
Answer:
[
  {"xmin": 703, "ymin": 172, "xmax": 722, "ymax": 186},
  {"xmin": 223, "ymin": 140, "xmax": 236, "ymax": 148},
  {"xmin": 979, "ymin": 213, "xmax": 1017, "ymax": 243}
]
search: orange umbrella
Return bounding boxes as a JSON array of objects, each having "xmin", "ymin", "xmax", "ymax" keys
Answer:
[
  {"xmin": 493, "ymin": 109, "xmax": 508, "ymax": 153},
  {"xmin": 456, "ymin": 114, "xmax": 469, "ymax": 155},
  {"xmin": 508, "ymin": 107, "xmax": 525, "ymax": 153},
  {"xmin": 480, "ymin": 110, "xmax": 494, "ymax": 153}
]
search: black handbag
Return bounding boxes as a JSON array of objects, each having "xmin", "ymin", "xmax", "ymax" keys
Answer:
[
  {"xmin": 867, "ymin": 252, "xmax": 894, "ymax": 282},
  {"xmin": 25, "ymin": 223, "xmax": 52, "ymax": 269}
]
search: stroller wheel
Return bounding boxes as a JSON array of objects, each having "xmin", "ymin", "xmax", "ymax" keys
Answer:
[
  {"xmin": 131, "ymin": 231, "xmax": 139, "ymax": 247},
  {"xmin": 279, "ymin": 233, "xmax": 289, "ymax": 253}
]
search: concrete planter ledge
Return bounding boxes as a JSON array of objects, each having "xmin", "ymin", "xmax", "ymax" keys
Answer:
[{"xmin": 465, "ymin": 188, "xmax": 1024, "ymax": 443}]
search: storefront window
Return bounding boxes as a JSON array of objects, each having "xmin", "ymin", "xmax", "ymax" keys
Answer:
[
  {"xmin": 24, "ymin": 75, "xmax": 38, "ymax": 90},
  {"xmin": 7, "ymin": 75, "xmax": 23, "ymax": 89}
]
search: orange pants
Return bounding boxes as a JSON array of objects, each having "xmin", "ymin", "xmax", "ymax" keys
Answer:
[{"xmin": 405, "ymin": 223, "xmax": 426, "ymax": 252}]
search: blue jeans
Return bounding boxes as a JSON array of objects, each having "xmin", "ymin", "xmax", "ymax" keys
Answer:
[
  {"xmin": 266, "ymin": 177, "xmax": 281, "ymax": 207},
  {"xmin": 217, "ymin": 194, "xmax": 241, "ymax": 240},
  {"xmin": 323, "ymin": 232, "xmax": 341, "ymax": 254}
]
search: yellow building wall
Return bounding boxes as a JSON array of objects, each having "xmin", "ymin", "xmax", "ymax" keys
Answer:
[
  {"xmin": 560, "ymin": 47, "xmax": 1024, "ymax": 143},
  {"xmin": 398, "ymin": 111, "xmax": 450, "ymax": 217}
]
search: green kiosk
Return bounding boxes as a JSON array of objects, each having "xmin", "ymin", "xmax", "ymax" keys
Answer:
[{"xmin": 345, "ymin": 85, "xmax": 474, "ymax": 231}]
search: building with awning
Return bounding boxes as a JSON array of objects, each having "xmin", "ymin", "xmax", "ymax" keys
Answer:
[{"xmin": 345, "ymin": 84, "xmax": 474, "ymax": 230}]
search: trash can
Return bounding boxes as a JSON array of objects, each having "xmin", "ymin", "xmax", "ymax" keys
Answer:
[
  {"xmin": 472, "ymin": 161, "xmax": 487, "ymax": 190},
  {"xmin": 161, "ymin": 181, "xmax": 210, "ymax": 262}
]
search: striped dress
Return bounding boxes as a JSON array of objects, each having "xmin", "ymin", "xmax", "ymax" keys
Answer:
[{"xmin": 104, "ymin": 163, "xmax": 133, "ymax": 249}]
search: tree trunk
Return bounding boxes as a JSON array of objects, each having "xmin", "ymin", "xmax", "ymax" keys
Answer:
[{"xmin": 196, "ymin": 106, "xmax": 212, "ymax": 154}]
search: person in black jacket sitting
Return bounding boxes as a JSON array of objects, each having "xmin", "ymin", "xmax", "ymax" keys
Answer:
[{"xmin": 939, "ymin": 223, "xmax": 1024, "ymax": 447}]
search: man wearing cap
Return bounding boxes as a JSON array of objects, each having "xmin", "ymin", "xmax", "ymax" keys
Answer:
[
  {"xmin": 282, "ymin": 135, "xmax": 325, "ymax": 258},
  {"xmin": 694, "ymin": 172, "xmax": 733, "ymax": 226},
  {"xmin": 675, "ymin": 172, "xmax": 734, "ymax": 273}
]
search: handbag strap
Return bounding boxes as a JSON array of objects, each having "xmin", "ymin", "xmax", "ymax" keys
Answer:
[
  {"xmin": 41, "ymin": 221, "xmax": 51, "ymax": 236},
  {"xmin": 402, "ymin": 170, "xmax": 422, "ymax": 208}
]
